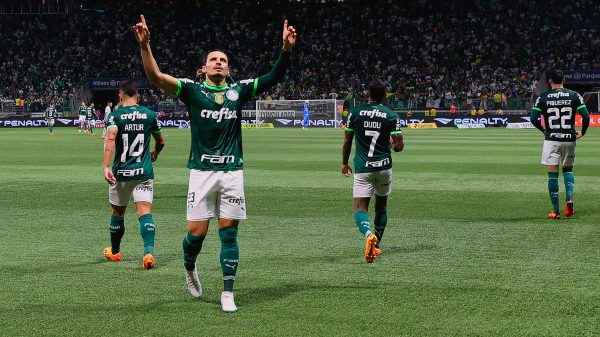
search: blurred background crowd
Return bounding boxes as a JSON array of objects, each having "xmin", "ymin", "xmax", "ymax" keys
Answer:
[{"xmin": 0, "ymin": 0, "xmax": 598, "ymax": 114}]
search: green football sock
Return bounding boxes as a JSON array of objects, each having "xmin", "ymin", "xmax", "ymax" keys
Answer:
[
  {"xmin": 219, "ymin": 227, "xmax": 239, "ymax": 292},
  {"xmin": 548, "ymin": 172, "xmax": 560, "ymax": 213},
  {"xmin": 183, "ymin": 233, "xmax": 204, "ymax": 271},
  {"xmin": 563, "ymin": 172, "xmax": 575, "ymax": 201},
  {"xmin": 138, "ymin": 214, "xmax": 156, "ymax": 255},
  {"xmin": 354, "ymin": 211, "xmax": 372, "ymax": 237},
  {"xmin": 374, "ymin": 209, "xmax": 387, "ymax": 246},
  {"xmin": 109, "ymin": 215, "xmax": 125, "ymax": 254}
]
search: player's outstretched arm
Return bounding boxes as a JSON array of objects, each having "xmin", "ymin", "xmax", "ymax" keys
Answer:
[
  {"xmin": 133, "ymin": 15, "xmax": 178, "ymax": 95},
  {"xmin": 282, "ymin": 20, "xmax": 297, "ymax": 52},
  {"xmin": 251, "ymin": 20, "xmax": 297, "ymax": 97},
  {"xmin": 342, "ymin": 130, "xmax": 354, "ymax": 176},
  {"xmin": 103, "ymin": 128, "xmax": 117, "ymax": 185}
]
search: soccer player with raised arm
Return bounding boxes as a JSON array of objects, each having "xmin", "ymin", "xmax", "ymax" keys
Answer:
[
  {"xmin": 530, "ymin": 69, "xmax": 590, "ymax": 219},
  {"xmin": 134, "ymin": 15, "xmax": 296, "ymax": 312},
  {"xmin": 342, "ymin": 79, "xmax": 404, "ymax": 263},
  {"xmin": 78, "ymin": 101, "xmax": 87, "ymax": 133},
  {"xmin": 102, "ymin": 80, "xmax": 165, "ymax": 269},
  {"xmin": 44, "ymin": 102, "xmax": 58, "ymax": 135},
  {"xmin": 302, "ymin": 100, "xmax": 310, "ymax": 129}
]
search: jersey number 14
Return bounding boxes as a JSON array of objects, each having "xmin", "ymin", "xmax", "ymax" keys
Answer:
[{"xmin": 121, "ymin": 134, "xmax": 145, "ymax": 163}]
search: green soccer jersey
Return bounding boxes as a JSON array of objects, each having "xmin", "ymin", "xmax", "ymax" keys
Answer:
[
  {"xmin": 175, "ymin": 50, "xmax": 291, "ymax": 171},
  {"xmin": 86, "ymin": 106, "xmax": 95, "ymax": 120},
  {"xmin": 45, "ymin": 107, "xmax": 58, "ymax": 119},
  {"xmin": 531, "ymin": 88, "xmax": 587, "ymax": 142},
  {"xmin": 78, "ymin": 105, "xmax": 87, "ymax": 116},
  {"xmin": 346, "ymin": 103, "xmax": 402, "ymax": 173},
  {"xmin": 106, "ymin": 105, "xmax": 162, "ymax": 181}
]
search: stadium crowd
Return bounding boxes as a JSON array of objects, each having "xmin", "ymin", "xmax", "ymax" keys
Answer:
[{"xmin": 0, "ymin": 0, "xmax": 598, "ymax": 112}]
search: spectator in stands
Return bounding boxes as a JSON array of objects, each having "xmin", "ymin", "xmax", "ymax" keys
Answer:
[{"xmin": 0, "ymin": 0, "xmax": 598, "ymax": 112}]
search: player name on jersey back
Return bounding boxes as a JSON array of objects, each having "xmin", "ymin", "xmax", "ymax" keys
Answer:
[
  {"xmin": 106, "ymin": 105, "xmax": 161, "ymax": 181},
  {"xmin": 124, "ymin": 124, "xmax": 144, "ymax": 131},
  {"xmin": 534, "ymin": 88, "xmax": 585, "ymax": 142}
]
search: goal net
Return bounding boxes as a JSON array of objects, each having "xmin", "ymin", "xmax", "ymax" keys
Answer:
[{"xmin": 255, "ymin": 99, "xmax": 343, "ymax": 128}]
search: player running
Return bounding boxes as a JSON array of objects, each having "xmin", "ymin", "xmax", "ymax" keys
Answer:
[
  {"xmin": 78, "ymin": 101, "xmax": 87, "ymax": 133},
  {"xmin": 530, "ymin": 69, "xmax": 590, "ymax": 219},
  {"xmin": 134, "ymin": 14, "xmax": 296, "ymax": 312},
  {"xmin": 44, "ymin": 102, "xmax": 58, "ymax": 135},
  {"xmin": 342, "ymin": 79, "xmax": 404, "ymax": 263},
  {"xmin": 102, "ymin": 80, "xmax": 165, "ymax": 269}
]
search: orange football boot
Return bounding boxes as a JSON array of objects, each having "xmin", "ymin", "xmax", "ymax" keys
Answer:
[
  {"xmin": 365, "ymin": 234, "xmax": 378, "ymax": 263},
  {"xmin": 372, "ymin": 247, "xmax": 383, "ymax": 257},
  {"xmin": 103, "ymin": 247, "xmax": 122, "ymax": 261},
  {"xmin": 548, "ymin": 210, "xmax": 561, "ymax": 219},
  {"xmin": 564, "ymin": 201, "xmax": 574, "ymax": 217},
  {"xmin": 143, "ymin": 254, "xmax": 155, "ymax": 270}
]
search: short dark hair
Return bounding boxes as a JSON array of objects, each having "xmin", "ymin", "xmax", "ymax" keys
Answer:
[
  {"xmin": 204, "ymin": 49, "xmax": 230, "ymax": 64},
  {"xmin": 368, "ymin": 79, "xmax": 386, "ymax": 103},
  {"xmin": 548, "ymin": 69, "xmax": 564, "ymax": 84},
  {"xmin": 119, "ymin": 80, "xmax": 138, "ymax": 97}
]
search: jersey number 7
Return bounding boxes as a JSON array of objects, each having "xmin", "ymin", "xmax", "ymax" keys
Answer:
[{"xmin": 365, "ymin": 130, "xmax": 380, "ymax": 157}]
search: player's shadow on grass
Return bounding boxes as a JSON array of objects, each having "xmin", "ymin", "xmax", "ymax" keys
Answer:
[
  {"xmin": 3, "ymin": 259, "xmax": 107, "ymax": 275},
  {"xmin": 235, "ymin": 282, "xmax": 379, "ymax": 305},
  {"xmin": 381, "ymin": 243, "xmax": 437, "ymax": 255}
]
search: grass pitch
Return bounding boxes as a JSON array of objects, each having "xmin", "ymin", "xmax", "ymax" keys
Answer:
[{"xmin": 1, "ymin": 127, "xmax": 599, "ymax": 336}]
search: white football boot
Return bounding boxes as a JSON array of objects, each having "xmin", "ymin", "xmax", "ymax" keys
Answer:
[
  {"xmin": 221, "ymin": 291, "xmax": 238, "ymax": 312},
  {"xmin": 185, "ymin": 266, "xmax": 202, "ymax": 298}
]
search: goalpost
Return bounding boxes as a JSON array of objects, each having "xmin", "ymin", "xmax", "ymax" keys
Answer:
[
  {"xmin": 582, "ymin": 90, "xmax": 600, "ymax": 114},
  {"xmin": 255, "ymin": 99, "xmax": 343, "ymax": 128}
]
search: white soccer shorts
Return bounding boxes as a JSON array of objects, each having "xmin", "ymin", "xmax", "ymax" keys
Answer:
[
  {"xmin": 353, "ymin": 169, "xmax": 393, "ymax": 198},
  {"xmin": 187, "ymin": 169, "xmax": 246, "ymax": 221},
  {"xmin": 47, "ymin": 119, "xmax": 55, "ymax": 126},
  {"xmin": 109, "ymin": 179, "xmax": 154, "ymax": 206},
  {"xmin": 78, "ymin": 115, "xmax": 86, "ymax": 122},
  {"xmin": 541, "ymin": 140, "xmax": 576, "ymax": 166}
]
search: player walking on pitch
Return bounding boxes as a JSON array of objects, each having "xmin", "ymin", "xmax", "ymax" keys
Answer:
[
  {"xmin": 134, "ymin": 15, "xmax": 296, "ymax": 311},
  {"xmin": 102, "ymin": 80, "xmax": 165, "ymax": 269},
  {"xmin": 44, "ymin": 102, "xmax": 58, "ymax": 135},
  {"xmin": 530, "ymin": 69, "xmax": 590, "ymax": 219},
  {"xmin": 342, "ymin": 79, "xmax": 404, "ymax": 263},
  {"xmin": 86, "ymin": 102, "xmax": 96, "ymax": 135},
  {"xmin": 78, "ymin": 101, "xmax": 87, "ymax": 133},
  {"xmin": 103, "ymin": 101, "xmax": 113, "ymax": 139}
]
